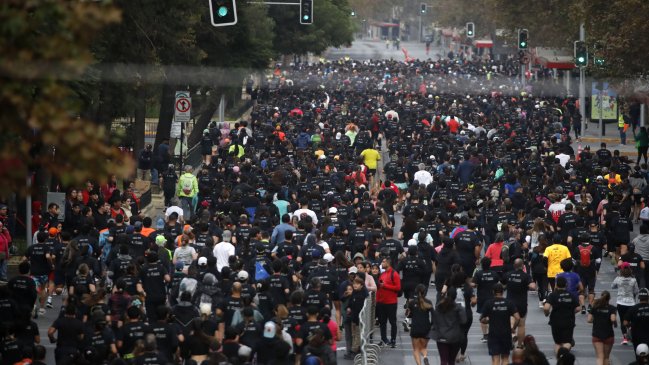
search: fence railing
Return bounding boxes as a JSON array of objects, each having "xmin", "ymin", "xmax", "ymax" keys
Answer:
[{"xmin": 357, "ymin": 291, "xmax": 380, "ymax": 365}]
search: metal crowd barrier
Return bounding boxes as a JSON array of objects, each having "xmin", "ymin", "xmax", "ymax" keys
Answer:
[{"xmin": 356, "ymin": 291, "xmax": 380, "ymax": 365}]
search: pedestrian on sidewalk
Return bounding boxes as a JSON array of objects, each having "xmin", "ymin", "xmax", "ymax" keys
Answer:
[{"xmin": 431, "ymin": 287, "xmax": 466, "ymax": 365}]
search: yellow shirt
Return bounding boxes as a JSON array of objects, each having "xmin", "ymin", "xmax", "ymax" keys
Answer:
[
  {"xmin": 361, "ymin": 148, "xmax": 381, "ymax": 169},
  {"xmin": 543, "ymin": 244, "xmax": 572, "ymax": 278}
]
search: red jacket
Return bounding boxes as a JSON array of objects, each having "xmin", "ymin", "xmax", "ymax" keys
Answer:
[
  {"xmin": 377, "ymin": 268, "xmax": 401, "ymax": 304},
  {"xmin": 0, "ymin": 228, "xmax": 11, "ymax": 259}
]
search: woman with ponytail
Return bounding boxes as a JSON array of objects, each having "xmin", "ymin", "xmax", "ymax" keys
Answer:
[
  {"xmin": 431, "ymin": 287, "xmax": 467, "ymax": 365},
  {"xmin": 406, "ymin": 284, "xmax": 434, "ymax": 365}
]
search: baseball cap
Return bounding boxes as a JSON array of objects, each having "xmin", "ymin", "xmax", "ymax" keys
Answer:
[
  {"xmin": 156, "ymin": 218, "xmax": 165, "ymax": 229},
  {"xmin": 353, "ymin": 252, "xmax": 364, "ymax": 261},
  {"xmin": 155, "ymin": 235, "xmax": 167, "ymax": 246},
  {"xmin": 48, "ymin": 227, "xmax": 58, "ymax": 236},
  {"xmin": 639, "ymin": 288, "xmax": 649, "ymax": 300},
  {"xmin": 237, "ymin": 270, "xmax": 249, "ymax": 281},
  {"xmin": 323, "ymin": 253, "xmax": 334, "ymax": 262},
  {"xmin": 134, "ymin": 221, "xmax": 143, "ymax": 230},
  {"xmin": 407, "ymin": 239, "xmax": 418, "ymax": 247},
  {"xmin": 263, "ymin": 321, "xmax": 277, "ymax": 339},
  {"xmin": 198, "ymin": 257, "xmax": 208, "ymax": 266},
  {"xmin": 637, "ymin": 343, "xmax": 649, "ymax": 356},
  {"xmin": 328, "ymin": 207, "xmax": 338, "ymax": 214},
  {"xmin": 175, "ymin": 262, "xmax": 184, "ymax": 271},
  {"xmin": 348, "ymin": 266, "xmax": 358, "ymax": 274}
]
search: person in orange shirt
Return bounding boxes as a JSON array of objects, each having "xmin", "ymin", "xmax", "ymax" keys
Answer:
[
  {"xmin": 140, "ymin": 217, "xmax": 156, "ymax": 237},
  {"xmin": 447, "ymin": 116, "xmax": 460, "ymax": 134}
]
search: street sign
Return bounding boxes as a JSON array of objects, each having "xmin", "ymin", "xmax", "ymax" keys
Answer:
[
  {"xmin": 170, "ymin": 120, "xmax": 182, "ymax": 139},
  {"xmin": 174, "ymin": 91, "xmax": 191, "ymax": 123}
]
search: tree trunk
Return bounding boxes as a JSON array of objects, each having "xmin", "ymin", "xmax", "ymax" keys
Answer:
[
  {"xmin": 154, "ymin": 80, "xmax": 176, "ymax": 150},
  {"xmin": 133, "ymin": 83, "xmax": 146, "ymax": 154},
  {"xmin": 188, "ymin": 92, "xmax": 220, "ymax": 148}
]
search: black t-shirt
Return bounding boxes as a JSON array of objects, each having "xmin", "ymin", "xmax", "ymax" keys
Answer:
[
  {"xmin": 118, "ymin": 320, "xmax": 147, "ymax": 355},
  {"xmin": 546, "ymin": 290, "xmax": 578, "ymax": 327},
  {"xmin": 139, "ymin": 263, "xmax": 168, "ymax": 301},
  {"xmin": 297, "ymin": 320, "xmax": 331, "ymax": 342},
  {"xmin": 15, "ymin": 320, "xmax": 39, "ymax": 352},
  {"xmin": 8, "ymin": 274, "xmax": 37, "ymax": 311},
  {"xmin": 379, "ymin": 239, "xmax": 404, "ymax": 262},
  {"xmin": 473, "ymin": 269, "xmax": 499, "ymax": 302},
  {"xmin": 147, "ymin": 322, "xmax": 179, "ymax": 360},
  {"xmin": 217, "ymin": 295, "xmax": 243, "ymax": 327},
  {"xmin": 52, "ymin": 315, "xmax": 84, "ymax": 347},
  {"xmin": 134, "ymin": 351, "xmax": 169, "ymax": 365},
  {"xmin": 269, "ymin": 274, "xmax": 290, "ymax": 305},
  {"xmin": 397, "ymin": 256, "xmax": 427, "ymax": 284},
  {"xmin": 26, "ymin": 242, "xmax": 51, "ymax": 276},
  {"xmin": 503, "ymin": 269, "xmax": 531, "ymax": 311},
  {"xmin": 625, "ymin": 303, "xmax": 649, "ymax": 342},
  {"xmin": 84, "ymin": 326, "xmax": 116, "ymax": 362},
  {"xmin": 591, "ymin": 304, "xmax": 616, "ymax": 339},
  {"xmin": 480, "ymin": 297, "xmax": 517, "ymax": 337},
  {"xmin": 454, "ymin": 230, "xmax": 481, "ymax": 263}
]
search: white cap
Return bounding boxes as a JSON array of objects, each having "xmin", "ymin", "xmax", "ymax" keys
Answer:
[
  {"xmin": 198, "ymin": 257, "xmax": 208, "ymax": 266},
  {"xmin": 597, "ymin": 175, "xmax": 604, "ymax": 180},
  {"xmin": 525, "ymin": 235, "xmax": 531, "ymax": 244},
  {"xmin": 323, "ymin": 253, "xmax": 334, "ymax": 262},
  {"xmin": 408, "ymin": 239, "xmax": 418, "ymax": 247},
  {"xmin": 348, "ymin": 266, "xmax": 358, "ymax": 274},
  {"xmin": 237, "ymin": 270, "xmax": 249, "ymax": 281},
  {"xmin": 637, "ymin": 343, "xmax": 649, "ymax": 356},
  {"xmin": 328, "ymin": 207, "xmax": 338, "ymax": 214}
]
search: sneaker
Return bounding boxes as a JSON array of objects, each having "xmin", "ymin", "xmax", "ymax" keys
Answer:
[
  {"xmin": 38, "ymin": 308, "xmax": 46, "ymax": 316},
  {"xmin": 588, "ymin": 304, "xmax": 592, "ymax": 313},
  {"xmin": 581, "ymin": 307, "xmax": 586, "ymax": 314},
  {"xmin": 402, "ymin": 319, "xmax": 410, "ymax": 332},
  {"xmin": 539, "ymin": 301, "xmax": 544, "ymax": 308},
  {"xmin": 378, "ymin": 340, "xmax": 389, "ymax": 347},
  {"xmin": 389, "ymin": 340, "xmax": 396, "ymax": 348},
  {"xmin": 423, "ymin": 357, "xmax": 430, "ymax": 365},
  {"xmin": 480, "ymin": 335, "xmax": 488, "ymax": 343},
  {"xmin": 46, "ymin": 296, "xmax": 53, "ymax": 308},
  {"xmin": 622, "ymin": 336, "xmax": 629, "ymax": 345}
]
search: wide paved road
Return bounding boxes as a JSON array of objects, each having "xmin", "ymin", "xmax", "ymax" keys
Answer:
[{"xmin": 325, "ymin": 39, "xmax": 446, "ymax": 62}]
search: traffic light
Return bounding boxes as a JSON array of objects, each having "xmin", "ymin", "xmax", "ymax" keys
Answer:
[
  {"xmin": 420, "ymin": 4, "xmax": 427, "ymax": 13},
  {"xmin": 574, "ymin": 41, "xmax": 588, "ymax": 67},
  {"xmin": 466, "ymin": 22, "xmax": 475, "ymax": 38},
  {"xmin": 593, "ymin": 42, "xmax": 605, "ymax": 67},
  {"xmin": 300, "ymin": 0, "xmax": 313, "ymax": 24},
  {"xmin": 594, "ymin": 56, "xmax": 605, "ymax": 67},
  {"xmin": 209, "ymin": 0, "xmax": 237, "ymax": 27},
  {"xmin": 518, "ymin": 29, "xmax": 528, "ymax": 49}
]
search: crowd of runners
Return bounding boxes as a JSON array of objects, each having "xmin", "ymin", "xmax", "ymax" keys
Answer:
[{"xmin": 1, "ymin": 52, "xmax": 649, "ymax": 365}]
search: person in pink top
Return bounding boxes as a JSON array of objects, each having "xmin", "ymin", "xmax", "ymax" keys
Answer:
[{"xmin": 320, "ymin": 307, "xmax": 339, "ymax": 351}]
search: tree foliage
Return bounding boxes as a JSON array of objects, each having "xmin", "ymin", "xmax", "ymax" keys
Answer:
[{"xmin": 0, "ymin": 0, "xmax": 134, "ymax": 197}]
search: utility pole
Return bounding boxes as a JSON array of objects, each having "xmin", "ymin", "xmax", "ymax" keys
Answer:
[{"xmin": 579, "ymin": 23, "xmax": 586, "ymax": 134}]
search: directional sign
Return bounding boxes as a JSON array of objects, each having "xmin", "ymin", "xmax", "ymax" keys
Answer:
[{"xmin": 174, "ymin": 91, "xmax": 191, "ymax": 123}]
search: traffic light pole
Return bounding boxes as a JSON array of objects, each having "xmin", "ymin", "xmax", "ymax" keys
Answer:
[{"xmin": 579, "ymin": 23, "xmax": 586, "ymax": 134}]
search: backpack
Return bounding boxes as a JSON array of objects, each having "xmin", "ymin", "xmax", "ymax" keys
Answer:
[
  {"xmin": 500, "ymin": 242, "xmax": 510, "ymax": 264},
  {"xmin": 181, "ymin": 177, "xmax": 193, "ymax": 195},
  {"xmin": 579, "ymin": 245, "xmax": 593, "ymax": 267},
  {"xmin": 255, "ymin": 261, "xmax": 270, "ymax": 281}
]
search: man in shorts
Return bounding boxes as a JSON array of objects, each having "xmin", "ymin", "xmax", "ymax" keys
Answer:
[
  {"xmin": 544, "ymin": 276, "xmax": 580, "ymax": 354},
  {"xmin": 503, "ymin": 259, "xmax": 535, "ymax": 348},
  {"xmin": 480, "ymin": 283, "xmax": 520, "ymax": 365},
  {"xmin": 25, "ymin": 231, "xmax": 53, "ymax": 316}
]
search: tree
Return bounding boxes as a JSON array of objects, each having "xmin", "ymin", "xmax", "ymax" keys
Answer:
[
  {"xmin": 269, "ymin": 0, "xmax": 355, "ymax": 56},
  {"xmin": 0, "ymin": 1, "xmax": 133, "ymax": 197},
  {"xmin": 578, "ymin": 0, "xmax": 649, "ymax": 79}
]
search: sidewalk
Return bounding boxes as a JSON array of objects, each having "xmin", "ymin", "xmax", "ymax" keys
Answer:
[{"xmin": 571, "ymin": 120, "xmax": 637, "ymax": 158}]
